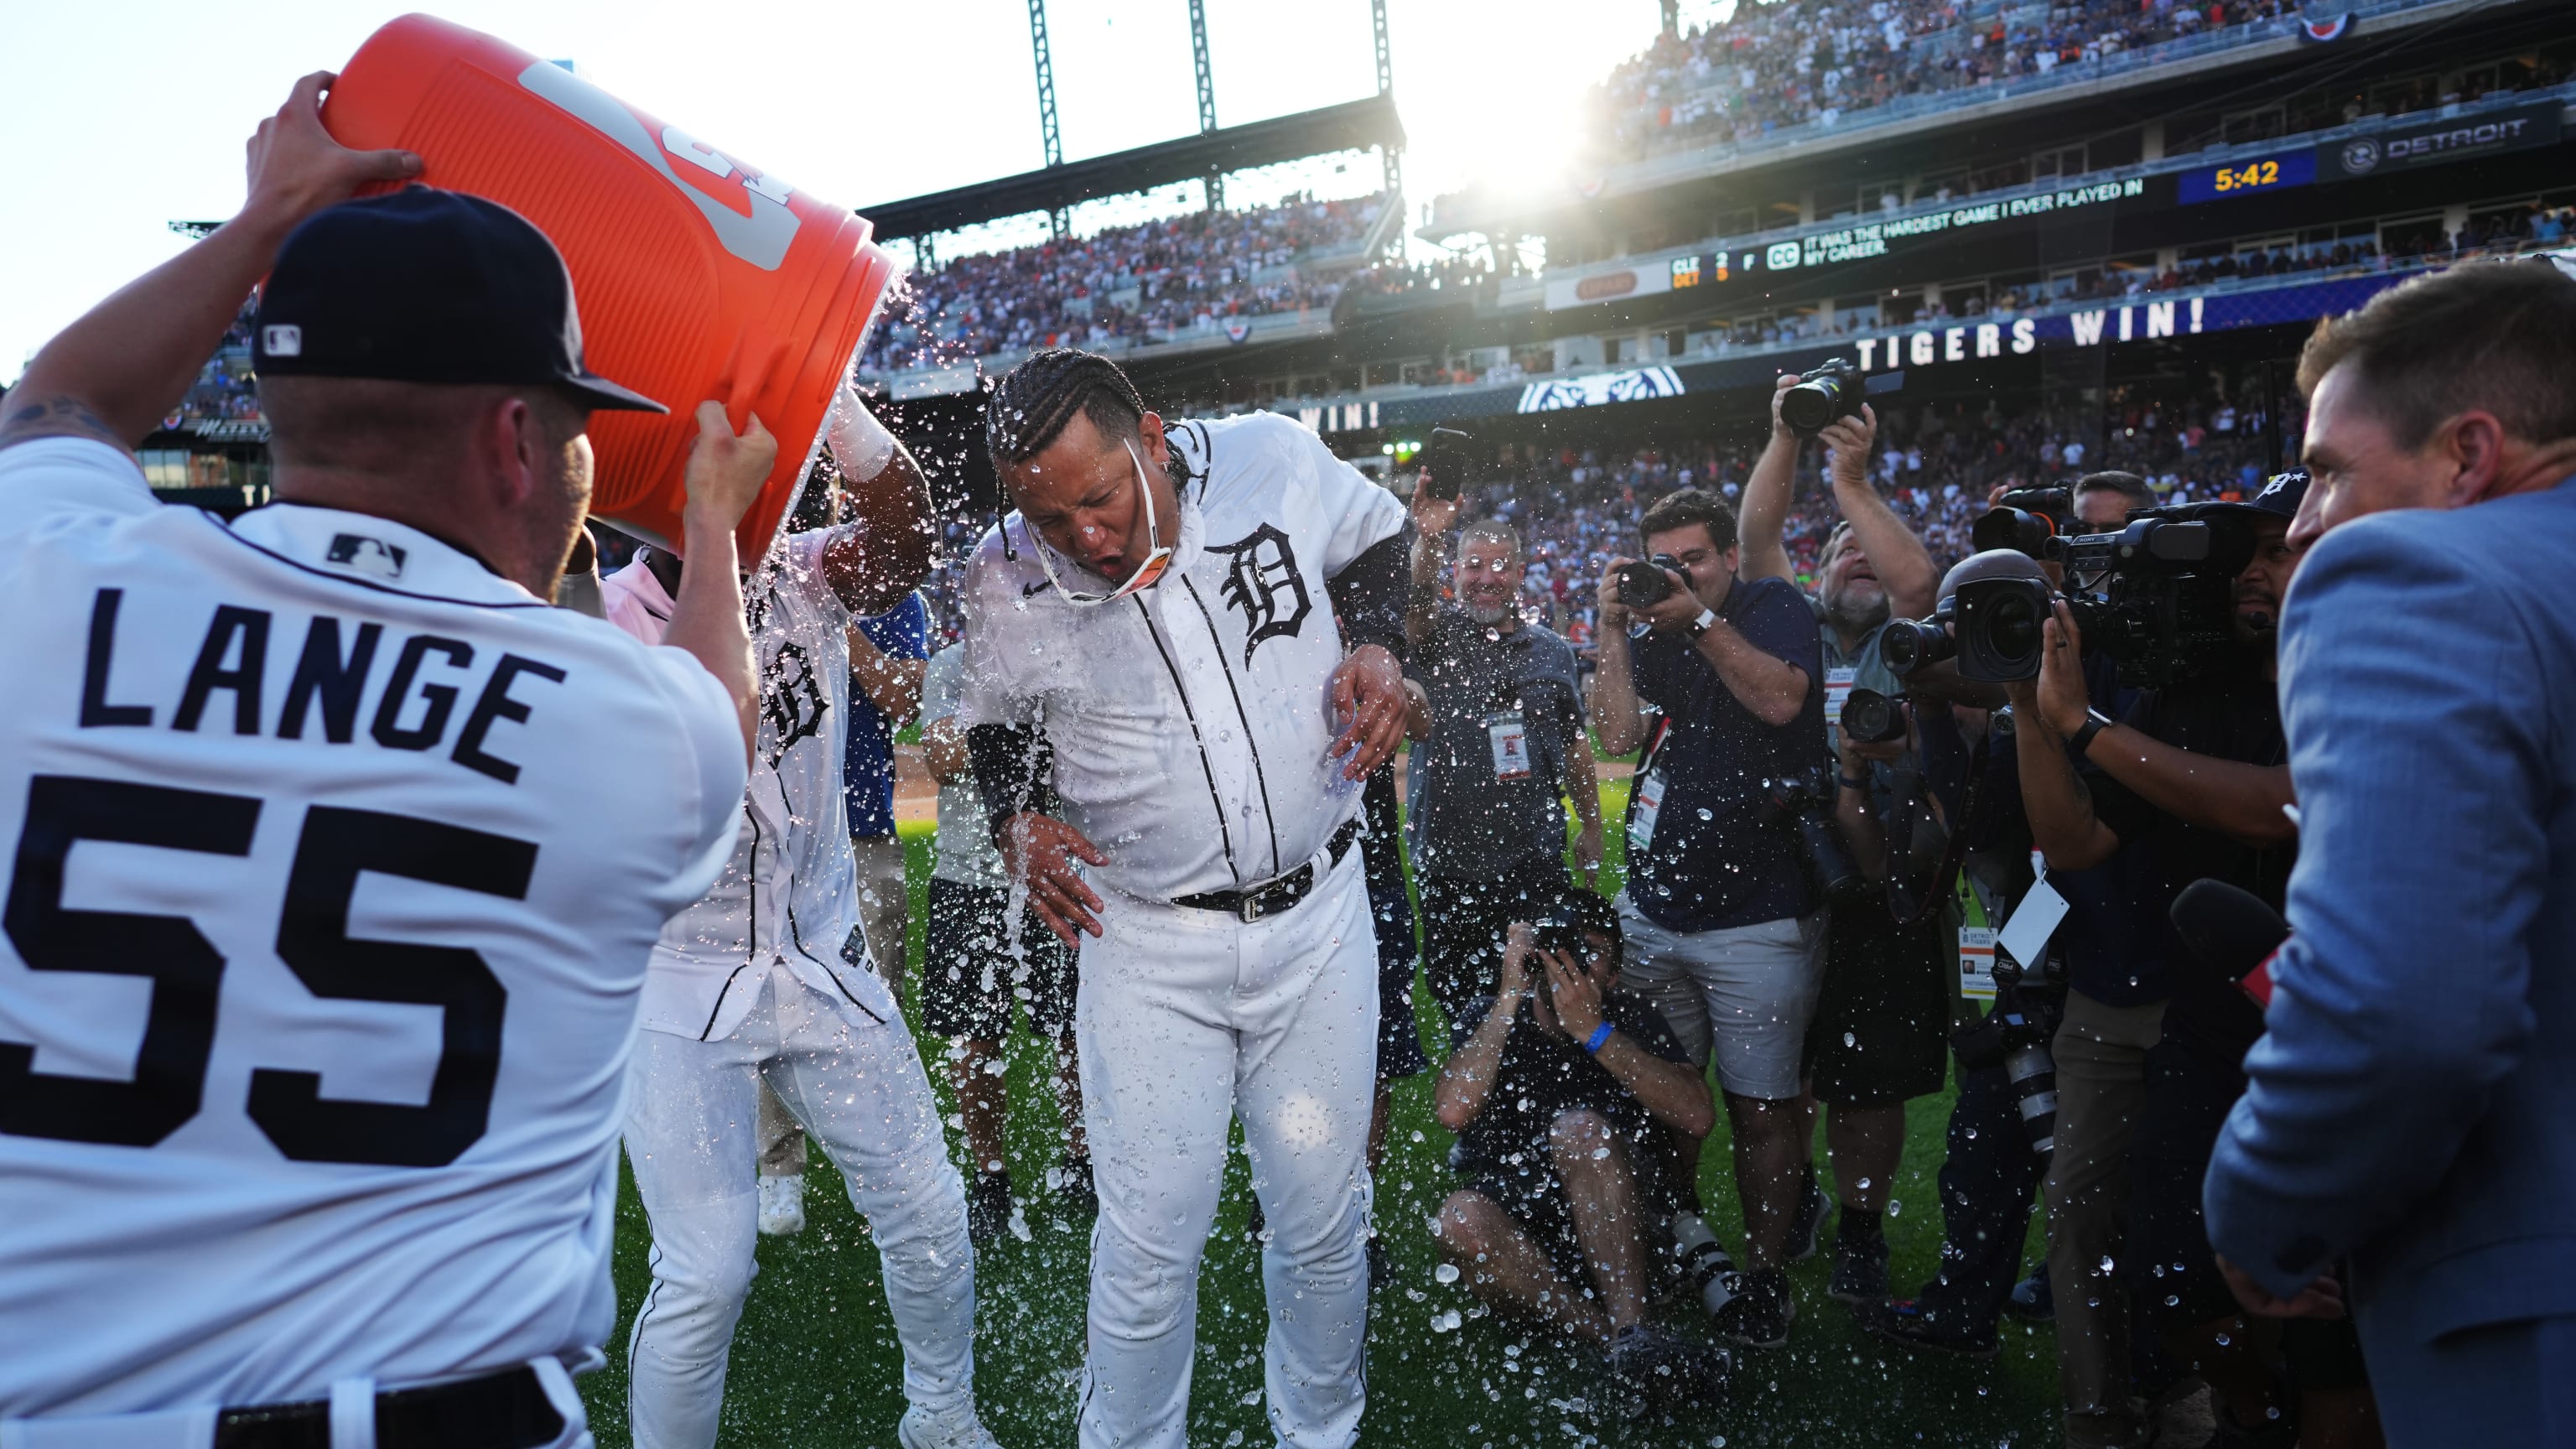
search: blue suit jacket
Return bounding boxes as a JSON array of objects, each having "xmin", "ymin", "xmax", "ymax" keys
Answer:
[{"xmin": 2207, "ymin": 477, "xmax": 2576, "ymax": 1344}]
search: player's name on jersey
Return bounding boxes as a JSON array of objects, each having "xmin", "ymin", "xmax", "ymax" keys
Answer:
[{"xmin": 77, "ymin": 586, "xmax": 565, "ymax": 786}]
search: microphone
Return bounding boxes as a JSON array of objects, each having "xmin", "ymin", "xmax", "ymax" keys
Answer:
[{"xmin": 2170, "ymin": 879, "xmax": 2288, "ymax": 1010}]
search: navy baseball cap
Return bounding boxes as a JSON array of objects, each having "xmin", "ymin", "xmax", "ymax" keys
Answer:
[
  {"xmin": 2199, "ymin": 468, "xmax": 2309, "ymax": 522},
  {"xmin": 253, "ymin": 186, "xmax": 664, "ymax": 414}
]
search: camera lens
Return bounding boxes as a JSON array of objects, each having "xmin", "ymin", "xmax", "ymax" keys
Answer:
[
  {"xmin": 1986, "ymin": 590, "xmax": 2044, "ymax": 662},
  {"xmin": 1877, "ymin": 618, "xmax": 1954, "ymax": 676},
  {"xmin": 1778, "ymin": 381, "xmax": 1836, "ymax": 434}
]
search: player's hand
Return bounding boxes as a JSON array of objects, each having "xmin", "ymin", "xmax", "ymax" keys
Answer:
[
  {"xmin": 2037, "ymin": 600, "xmax": 2089, "ymax": 737},
  {"xmin": 1410, "ymin": 480, "xmax": 1465, "ymax": 538},
  {"xmin": 242, "ymin": 72, "xmax": 422, "ymax": 229},
  {"xmin": 1572, "ymin": 821, "xmax": 1604, "ymax": 888},
  {"xmin": 1328, "ymin": 644, "xmax": 1408, "ymax": 780},
  {"xmin": 1541, "ymin": 945, "xmax": 1606, "ymax": 1042},
  {"xmin": 682, "ymin": 402, "xmax": 777, "ymax": 534},
  {"xmin": 1819, "ymin": 402, "xmax": 1877, "ymax": 488},
  {"xmin": 999, "ymin": 812, "xmax": 1109, "ymax": 946},
  {"xmin": 2216, "ymin": 1256, "xmax": 2347, "ymax": 1321}
]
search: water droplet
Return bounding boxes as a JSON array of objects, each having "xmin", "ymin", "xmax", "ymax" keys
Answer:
[
  {"xmin": 2215, "ymin": 1332, "xmax": 2233, "ymax": 1347},
  {"xmin": 1435, "ymin": 1263, "xmax": 1460, "ymax": 1284},
  {"xmin": 1887, "ymin": 1198, "xmax": 1902, "ymax": 1217},
  {"xmin": 2099, "ymin": 1254, "xmax": 2116, "ymax": 1275},
  {"xmin": 1431, "ymin": 1309, "xmax": 1462, "ymax": 1332},
  {"xmin": 1843, "ymin": 1031, "xmax": 1857, "ymax": 1048},
  {"xmin": 1696, "ymin": 807, "xmax": 1715, "ymax": 821}
]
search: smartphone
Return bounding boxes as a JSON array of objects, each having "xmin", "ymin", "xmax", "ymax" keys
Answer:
[{"xmin": 1418, "ymin": 426, "xmax": 1473, "ymax": 501}]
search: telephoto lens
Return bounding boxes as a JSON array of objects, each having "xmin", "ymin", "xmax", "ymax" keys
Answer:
[
  {"xmin": 1839, "ymin": 688, "xmax": 1907, "ymax": 745},
  {"xmin": 1668, "ymin": 1209, "xmax": 1738, "ymax": 1317},
  {"xmin": 2006, "ymin": 1042, "xmax": 2059, "ymax": 1156}
]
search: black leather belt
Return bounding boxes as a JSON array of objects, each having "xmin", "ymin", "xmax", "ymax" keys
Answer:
[
  {"xmin": 211, "ymin": 1365, "xmax": 563, "ymax": 1449},
  {"xmin": 1172, "ymin": 818, "xmax": 1363, "ymax": 922}
]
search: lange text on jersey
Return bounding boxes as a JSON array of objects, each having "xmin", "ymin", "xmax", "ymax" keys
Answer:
[{"xmin": 75, "ymin": 587, "xmax": 566, "ymax": 785}]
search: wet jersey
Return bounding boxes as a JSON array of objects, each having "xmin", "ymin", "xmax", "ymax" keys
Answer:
[
  {"xmin": 600, "ymin": 531, "xmax": 894, "ymax": 1041},
  {"xmin": 0, "ymin": 439, "xmax": 742, "ymax": 1418},
  {"xmin": 958, "ymin": 413, "xmax": 1406, "ymax": 901}
]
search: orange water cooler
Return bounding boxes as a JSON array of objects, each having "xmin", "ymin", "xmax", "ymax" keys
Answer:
[{"xmin": 321, "ymin": 13, "xmax": 897, "ymax": 563}]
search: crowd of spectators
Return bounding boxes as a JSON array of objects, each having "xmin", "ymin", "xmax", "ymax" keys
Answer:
[
  {"xmin": 1592, "ymin": 0, "xmax": 2307, "ymax": 163},
  {"xmin": 161, "ymin": 308, "xmax": 263, "ymax": 428},
  {"xmin": 858, "ymin": 193, "xmax": 1382, "ymax": 374}
]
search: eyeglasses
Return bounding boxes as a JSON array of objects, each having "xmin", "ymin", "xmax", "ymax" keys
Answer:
[{"xmin": 1020, "ymin": 439, "xmax": 1175, "ymax": 607}]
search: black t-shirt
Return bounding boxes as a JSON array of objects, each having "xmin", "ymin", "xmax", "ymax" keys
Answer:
[
  {"xmin": 1447, "ymin": 990, "xmax": 1694, "ymax": 1182},
  {"xmin": 1628, "ymin": 575, "xmax": 1826, "ymax": 932},
  {"xmin": 2087, "ymin": 652, "xmax": 2293, "ymax": 1052}
]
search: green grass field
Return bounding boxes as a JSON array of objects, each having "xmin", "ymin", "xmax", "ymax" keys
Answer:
[{"xmin": 579, "ymin": 798, "xmax": 2060, "ymax": 1447}]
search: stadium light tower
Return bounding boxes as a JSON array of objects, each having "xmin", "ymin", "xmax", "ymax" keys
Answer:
[
  {"xmin": 1189, "ymin": 0, "xmax": 1225, "ymax": 210},
  {"xmin": 1027, "ymin": 0, "xmax": 1070, "ymax": 239},
  {"xmin": 1372, "ymin": 0, "xmax": 1403, "ymax": 202}
]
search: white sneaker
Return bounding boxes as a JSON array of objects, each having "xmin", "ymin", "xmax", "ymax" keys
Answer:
[
  {"xmin": 896, "ymin": 1405, "xmax": 1001, "ymax": 1449},
  {"xmin": 757, "ymin": 1174, "xmax": 806, "ymax": 1237}
]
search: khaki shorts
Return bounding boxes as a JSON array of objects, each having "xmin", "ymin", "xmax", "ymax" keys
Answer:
[{"xmin": 1616, "ymin": 896, "xmax": 1826, "ymax": 1101}]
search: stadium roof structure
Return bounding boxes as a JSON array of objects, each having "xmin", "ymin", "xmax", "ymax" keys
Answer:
[{"xmin": 857, "ymin": 94, "xmax": 1405, "ymax": 242}]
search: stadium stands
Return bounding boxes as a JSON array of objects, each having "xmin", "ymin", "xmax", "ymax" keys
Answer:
[{"xmin": 858, "ymin": 192, "xmax": 1383, "ymax": 374}]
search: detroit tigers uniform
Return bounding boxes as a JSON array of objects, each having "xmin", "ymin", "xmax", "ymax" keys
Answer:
[
  {"xmin": 960, "ymin": 412, "xmax": 1406, "ymax": 1449},
  {"xmin": 600, "ymin": 535, "xmax": 980, "ymax": 1449},
  {"xmin": 0, "ymin": 439, "xmax": 744, "ymax": 1441}
]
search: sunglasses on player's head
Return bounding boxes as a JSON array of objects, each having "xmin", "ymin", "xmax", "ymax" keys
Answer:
[{"xmin": 1025, "ymin": 439, "xmax": 1175, "ymax": 607}]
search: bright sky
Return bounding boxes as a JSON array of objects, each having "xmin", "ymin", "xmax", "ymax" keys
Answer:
[{"xmin": 0, "ymin": 0, "xmax": 1739, "ymax": 384}]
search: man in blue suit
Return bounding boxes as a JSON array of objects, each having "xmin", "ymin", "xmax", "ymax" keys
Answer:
[{"xmin": 2206, "ymin": 259, "xmax": 2576, "ymax": 1444}]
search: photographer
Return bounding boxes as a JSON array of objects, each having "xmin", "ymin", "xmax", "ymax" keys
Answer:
[
  {"xmin": 1590, "ymin": 486, "xmax": 1826, "ymax": 1348},
  {"xmin": 2009, "ymin": 479, "xmax": 2305, "ymax": 1449},
  {"xmin": 1737, "ymin": 372, "xmax": 1949, "ymax": 1305},
  {"xmin": 2208, "ymin": 260, "xmax": 2576, "ymax": 1443},
  {"xmin": 1867, "ymin": 475, "xmax": 2153, "ymax": 1357},
  {"xmin": 1402, "ymin": 486, "xmax": 1603, "ymax": 1024},
  {"xmin": 1431, "ymin": 891, "xmax": 1726, "ymax": 1410}
]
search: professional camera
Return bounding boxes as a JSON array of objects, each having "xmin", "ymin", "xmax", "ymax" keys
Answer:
[
  {"xmin": 1838, "ymin": 688, "xmax": 1907, "ymax": 745},
  {"xmin": 1779, "ymin": 356, "xmax": 1909, "ymax": 438},
  {"xmin": 1951, "ymin": 958, "xmax": 2064, "ymax": 1156},
  {"xmin": 1768, "ymin": 764, "xmax": 1860, "ymax": 898},
  {"xmin": 1878, "ymin": 550, "xmax": 2055, "ymax": 683},
  {"xmin": 1969, "ymin": 486, "xmax": 2076, "ymax": 555},
  {"xmin": 1615, "ymin": 553, "xmax": 1690, "ymax": 609}
]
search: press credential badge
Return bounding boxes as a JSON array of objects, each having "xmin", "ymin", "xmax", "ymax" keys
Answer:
[
  {"xmin": 1628, "ymin": 767, "xmax": 1666, "ymax": 849},
  {"xmin": 1488, "ymin": 711, "xmax": 1532, "ymax": 782}
]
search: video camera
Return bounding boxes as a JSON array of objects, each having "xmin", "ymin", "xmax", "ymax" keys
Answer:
[{"xmin": 1883, "ymin": 502, "xmax": 2257, "ymax": 688}]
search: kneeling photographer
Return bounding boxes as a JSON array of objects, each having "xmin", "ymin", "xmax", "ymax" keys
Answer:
[
  {"xmin": 1431, "ymin": 891, "xmax": 1727, "ymax": 1413},
  {"xmin": 1998, "ymin": 475, "xmax": 2309, "ymax": 1447}
]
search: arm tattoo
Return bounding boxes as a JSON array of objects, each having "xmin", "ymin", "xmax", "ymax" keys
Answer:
[{"xmin": 0, "ymin": 394, "xmax": 131, "ymax": 453}]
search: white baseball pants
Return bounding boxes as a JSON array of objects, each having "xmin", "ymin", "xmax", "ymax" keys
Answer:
[
  {"xmin": 1076, "ymin": 848, "xmax": 1379, "ymax": 1449},
  {"xmin": 623, "ymin": 965, "xmax": 975, "ymax": 1449}
]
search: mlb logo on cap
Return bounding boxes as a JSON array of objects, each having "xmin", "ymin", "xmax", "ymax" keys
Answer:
[{"xmin": 262, "ymin": 325, "xmax": 304, "ymax": 357}]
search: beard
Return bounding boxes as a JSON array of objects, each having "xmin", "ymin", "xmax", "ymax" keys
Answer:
[
  {"xmin": 1823, "ymin": 586, "xmax": 1890, "ymax": 636},
  {"xmin": 1463, "ymin": 597, "xmax": 1514, "ymax": 626}
]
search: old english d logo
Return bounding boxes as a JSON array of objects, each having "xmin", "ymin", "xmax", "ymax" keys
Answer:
[{"xmin": 1207, "ymin": 523, "xmax": 1311, "ymax": 666}]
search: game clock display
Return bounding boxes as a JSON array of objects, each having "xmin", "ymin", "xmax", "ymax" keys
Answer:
[{"xmin": 2178, "ymin": 147, "xmax": 2318, "ymax": 204}]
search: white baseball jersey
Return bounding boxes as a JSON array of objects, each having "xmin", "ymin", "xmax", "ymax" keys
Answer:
[
  {"xmin": 599, "ymin": 532, "xmax": 893, "ymax": 1041},
  {"xmin": 960, "ymin": 413, "xmax": 1405, "ymax": 901},
  {"xmin": 0, "ymin": 439, "xmax": 744, "ymax": 1419}
]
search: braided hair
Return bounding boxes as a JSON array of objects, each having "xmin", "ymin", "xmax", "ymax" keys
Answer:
[{"xmin": 984, "ymin": 348, "xmax": 1150, "ymax": 470}]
